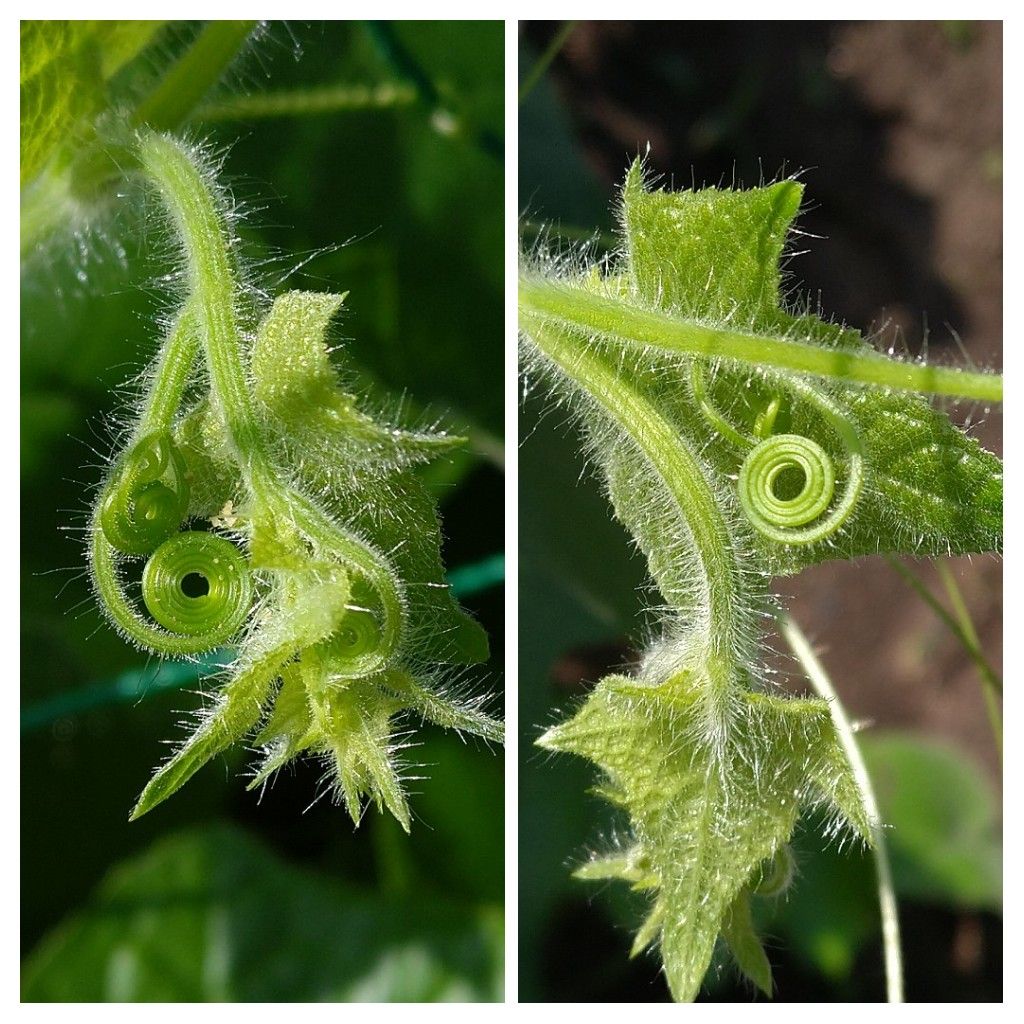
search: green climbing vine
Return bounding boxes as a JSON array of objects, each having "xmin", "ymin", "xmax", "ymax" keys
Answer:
[
  {"xmin": 83, "ymin": 130, "xmax": 501, "ymax": 826},
  {"xmin": 518, "ymin": 160, "xmax": 1002, "ymax": 1000}
]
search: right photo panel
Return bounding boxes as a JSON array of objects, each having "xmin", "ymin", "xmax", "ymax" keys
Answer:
[{"xmin": 518, "ymin": 21, "xmax": 1003, "ymax": 1003}]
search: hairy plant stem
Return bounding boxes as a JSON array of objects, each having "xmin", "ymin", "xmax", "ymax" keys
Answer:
[
  {"xmin": 779, "ymin": 613, "xmax": 904, "ymax": 1004},
  {"xmin": 519, "ymin": 276, "xmax": 1003, "ymax": 403},
  {"xmin": 525, "ymin": 315, "xmax": 744, "ymax": 715},
  {"xmin": 137, "ymin": 304, "xmax": 200, "ymax": 434}
]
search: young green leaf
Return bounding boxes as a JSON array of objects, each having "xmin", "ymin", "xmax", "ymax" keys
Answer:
[{"xmin": 541, "ymin": 675, "xmax": 869, "ymax": 1001}]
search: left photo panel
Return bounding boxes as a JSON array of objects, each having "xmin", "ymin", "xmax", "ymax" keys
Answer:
[{"xmin": 21, "ymin": 21, "xmax": 505, "ymax": 1002}]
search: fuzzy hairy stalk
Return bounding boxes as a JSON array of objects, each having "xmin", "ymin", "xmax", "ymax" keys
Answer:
[
  {"xmin": 524, "ymin": 314, "xmax": 746, "ymax": 726},
  {"xmin": 519, "ymin": 276, "xmax": 1003, "ymax": 403},
  {"xmin": 137, "ymin": 132, "xmax": 264, "ymax": 464}
]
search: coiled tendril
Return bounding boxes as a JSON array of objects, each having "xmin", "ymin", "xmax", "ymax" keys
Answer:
[
  {"xmin": 142, "ymin": 531, "xmax": 252, "ymax": 639},
  {"xmin": 738, "ymin": 434, "xmax": 836, "ymax": 543},
  {"xmin": 100, "ymin": 431, "xmax": 190, "ymax": 555},
  {"xmin": 324, "ymin": 572, "xmax": 386, "ymax": 676},
  {"xmin": 690, "ymin": 361, "xmax": 864, "ymax": 546}
]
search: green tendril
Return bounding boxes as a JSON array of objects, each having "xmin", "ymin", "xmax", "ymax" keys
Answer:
[
  {"xmin": 738, "ymin": 376, "xmax": 864, "ymax": 545},
  {"xmin": 99, "ymin": 431, "xmax": 190, "ymax": 555},
  {"xmin": 689, "ymin": 361, "xmax": 750, "ymax": 450},
  {"xmin": 141, "ymin": 531, "xmax": 252, "ymax": 638},
  {"xmin": 92, "ymin": 531, "xmax": 242, "ymax": 656},
  {"xmin": 753, "ymin": 394, "xmax": 783, "ymax": 440},
  {"xmin": 739, "ymin": 434, "xmax": 835, "ymax": 540},
  {"xmin": 689, "ymin": 359, "xmax": 864, "ymax": 546}
]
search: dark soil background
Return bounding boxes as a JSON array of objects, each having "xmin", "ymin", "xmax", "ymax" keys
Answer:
[{"xmin": 519, "ymin": 20, "xmax": 1002, "ymax": 1002}]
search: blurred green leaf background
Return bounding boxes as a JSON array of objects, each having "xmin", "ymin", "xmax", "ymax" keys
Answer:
[
  {"xmin": 518, "ymin": 21, "xmax": 1001, "ymax": 1002},
  {"xmin": 22, "ymin": 20, "xmax": 503, "ymax": 1002}
]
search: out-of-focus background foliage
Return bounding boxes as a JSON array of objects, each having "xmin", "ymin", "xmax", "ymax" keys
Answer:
[
  {"xmin": 519, "ymin": 20, "xmax": 1001, "ymax": 1002},
  {"xmin": 22, "ymin": 21, "xmax": 504, "ymax": 1002}
]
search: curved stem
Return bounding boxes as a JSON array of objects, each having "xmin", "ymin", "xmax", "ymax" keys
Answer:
[
  {"xmin": 138, "ymin": 132, "xmax": 263, "ymax": 463},
  {"xmin": 40, "ymin": 23, "xmax": 258, "ymax": 224},
  {"xmin": 267, "ymin": 484, "xmax": 405, "ymax": 676},
  {"xmin": 780, "ymin": 612, "xmax": 904, "ymax": 1003},
  {"xmin": 525, "ymin": 315, "xmax": 744, "ymax": 710},
  {"xmin": 519, "ymin": 276, "xmax": 1003, "ymax": 403},
  {"xmin": 689, "ymin": 361, "xmax": 751, "ymax": 449}
]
